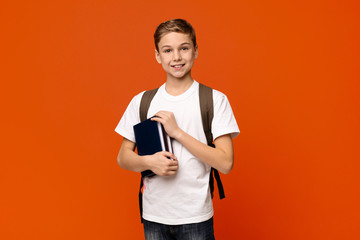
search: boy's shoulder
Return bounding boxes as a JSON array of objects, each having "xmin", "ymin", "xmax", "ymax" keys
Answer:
[
  {"xmin": 210, "ymin": 86, "xmax": 229, "ymax": 104},
  {"xmin": 197, "ymin": 82, "xmax": 227, "ymax": 98},
  {"xmin": 128, "ymin": 85, "xmax": 161, "ymax": 110}
]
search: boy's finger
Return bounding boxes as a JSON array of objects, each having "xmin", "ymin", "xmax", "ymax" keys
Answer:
[
  {"xmin": 150, "ymin": 116, "xmax": 163, "ymax": 124},
  {"xmin": 163, "ymin": 151, "xmax": 177, "ymax": 160},
  {"xmin": 168, "ymin": 159, "xmax": 178, "ymax": 165},
  {"xmin": 154, "ymin": 111, "xmax": 172, "ymax": 120},
  {"xmin": 154, "ymin": 112, "xmax": 165, "ymax": 117}
]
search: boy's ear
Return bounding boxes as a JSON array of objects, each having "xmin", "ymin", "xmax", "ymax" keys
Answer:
[
  {"xmin": 194, "ymin": 45, "xmax": 198, "ymax": 59},
  {"xmin": 155, "ymin": 49, "xmax": 161, "ymax": 64}
]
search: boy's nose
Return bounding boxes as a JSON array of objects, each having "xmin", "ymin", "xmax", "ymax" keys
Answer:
[{"xmin": 173, "ymin": 51, "xmax": 182, "ymax": 61}]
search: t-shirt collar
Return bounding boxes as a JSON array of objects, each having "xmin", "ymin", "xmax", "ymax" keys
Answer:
[{"xmin": 159, "ymin": 80, "xmax": 198, "ymax": 102}]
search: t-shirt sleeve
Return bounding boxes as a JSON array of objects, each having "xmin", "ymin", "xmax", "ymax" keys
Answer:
[
  {"xmin": 114, "ymin": 92, "xmax": 145, "ymax": 143},
  {"xmin": 212, "ymin": 90, "xmax": 240, "ymax": 140}
]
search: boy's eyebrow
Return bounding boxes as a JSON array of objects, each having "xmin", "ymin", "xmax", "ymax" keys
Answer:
[{"xmin": 160, "ymin": 42, "xmax": 191, "ymax": 49}]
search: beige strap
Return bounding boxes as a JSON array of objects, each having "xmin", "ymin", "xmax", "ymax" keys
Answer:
[
  {"xmin": 199, "ymin": 83, "xmax": 214, "ymax": 147},
  {"xmin": 139, "ymin": 88, "xmax": 159, "ymax": 122}
]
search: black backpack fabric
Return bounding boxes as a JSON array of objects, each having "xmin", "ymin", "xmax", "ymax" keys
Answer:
[{"xmin": 138, "ymin": 83, "xmax": 225, "ymax": 222}]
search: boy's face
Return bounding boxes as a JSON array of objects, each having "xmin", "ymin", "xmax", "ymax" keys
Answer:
[{"xmin": 155, "ymin": 32, "xmax": 198, "ymax": 80}]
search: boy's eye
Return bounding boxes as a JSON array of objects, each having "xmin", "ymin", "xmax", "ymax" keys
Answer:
[
  {"xmin": 164, "ymin": 49, "xmax": 171, "ymax": 53},
  {"xmin": 181, "ymin": 47, "xmax": 189, "ymax": 51}
]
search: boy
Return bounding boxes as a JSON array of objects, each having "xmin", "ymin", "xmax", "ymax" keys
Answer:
[{"xmin": 115, "ymin": 19, "xmax": 239, "ymax": 239}]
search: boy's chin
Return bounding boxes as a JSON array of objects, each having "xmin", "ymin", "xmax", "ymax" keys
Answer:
[{"xmin": 168, "ymin": 72, "xmax": 191, "ymax": 80}]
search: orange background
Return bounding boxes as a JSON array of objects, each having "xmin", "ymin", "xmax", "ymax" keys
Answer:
[{"xmin": 1, "ymin": 0, "xmax": 359, "ymax": 239}]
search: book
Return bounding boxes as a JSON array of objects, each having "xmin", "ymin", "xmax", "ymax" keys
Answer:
[{"xmin": 133, "ymin": 117, "xmax": 173, "ymax": 178}]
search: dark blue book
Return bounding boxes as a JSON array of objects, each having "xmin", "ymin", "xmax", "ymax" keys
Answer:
[{"xmin": 133, "ymin": 117, "xmax": 173, "ymax": 178}]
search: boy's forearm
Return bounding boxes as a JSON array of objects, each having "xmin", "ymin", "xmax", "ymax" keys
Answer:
[
  {"xmin": 117, "ymin": 139, "xmax": 149, "ymax": 173},
  {"xmin": 175, "ymin": 130, "xmax": 234, "ymax": 174},
  {"xmin": 117, "ymin": 150, "xmax": 146, "ymax": 173}
]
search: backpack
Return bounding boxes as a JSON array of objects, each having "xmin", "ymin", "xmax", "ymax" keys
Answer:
[{"xmin": 137, "ymin": 83, "xmax": 225, "ymax": 222}]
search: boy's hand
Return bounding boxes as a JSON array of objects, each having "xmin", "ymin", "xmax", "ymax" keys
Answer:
[
  {"xmin": 147, "ymin": 151, "xmax": 178, "ymax": 176},
  {"xmin": 151, "ymin": 111, "xmax": 183, "ymax": 139}
]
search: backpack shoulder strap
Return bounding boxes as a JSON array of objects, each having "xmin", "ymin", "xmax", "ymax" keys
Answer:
[
  {"xmin": 199, "ymin": 83, "xmax": 225, "ymax": 200},
  {"xmin": 139, "ymin": 88, "xmax": 159, "ymax": 122},
  {"xmin": 199, "ymin": 83, "xmax": 215, "ymax": 147}
]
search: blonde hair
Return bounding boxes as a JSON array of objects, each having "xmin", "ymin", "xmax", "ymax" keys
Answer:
[{"xmin": 154, "ymin": 19, "xmax": 197, "ymax": 51}]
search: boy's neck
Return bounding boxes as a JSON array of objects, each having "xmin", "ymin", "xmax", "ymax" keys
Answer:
[{"xmin": 165, "ymin": 75, "xmax": 194, "ymax": 96}]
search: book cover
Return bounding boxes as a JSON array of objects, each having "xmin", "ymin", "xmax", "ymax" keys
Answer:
[{"xmin": 133, "ymin": 117, "xmax": 173, "ymax": 178}]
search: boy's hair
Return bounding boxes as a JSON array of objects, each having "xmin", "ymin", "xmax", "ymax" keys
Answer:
[{"xmin": 154, "ymin": 19, "xmax": 197, "ymax": 52}]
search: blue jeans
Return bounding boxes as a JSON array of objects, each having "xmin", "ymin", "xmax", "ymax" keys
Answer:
[{"xmin": 143, "ymin": 217, "xmax": 215, "ymax": 240}]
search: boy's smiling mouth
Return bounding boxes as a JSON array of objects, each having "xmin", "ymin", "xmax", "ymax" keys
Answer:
[{"xmin": 171, "ymin": 64, "xmax": 185, "ymax": 69}]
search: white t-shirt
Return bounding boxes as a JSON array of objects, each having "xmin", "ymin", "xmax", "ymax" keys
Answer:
[{"xmin": 115, "ymin": 80, "xmax": 239, "ymax": 225}]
